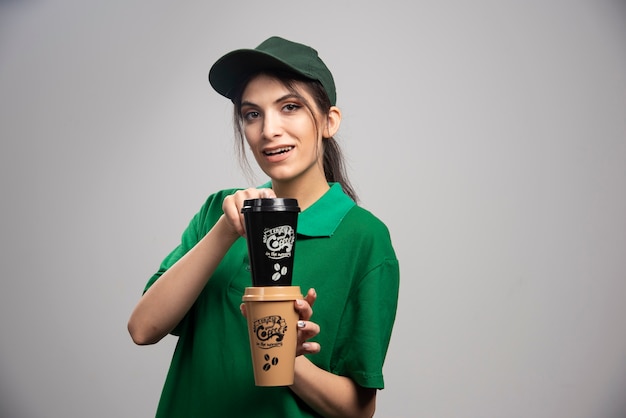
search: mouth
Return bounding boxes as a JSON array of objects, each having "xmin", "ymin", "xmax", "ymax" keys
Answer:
[{"xmin": 263, "ymin": 146, "xmax": 294, "ymax": 156}]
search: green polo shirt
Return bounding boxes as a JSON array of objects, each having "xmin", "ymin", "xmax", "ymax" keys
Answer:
[{"xmin": 145, "ymin": 183, "xmax": 399, "ymax": 418}]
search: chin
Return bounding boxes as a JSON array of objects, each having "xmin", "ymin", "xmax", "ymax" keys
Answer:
[{"xmin": 261, "ymin": 166, "xmax": 296, "ymax": 180}]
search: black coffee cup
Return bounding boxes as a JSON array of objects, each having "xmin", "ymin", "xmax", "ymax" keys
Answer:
[{"xmin": 241, "ymin": 198, "xmax": 300, "ymax": 286}]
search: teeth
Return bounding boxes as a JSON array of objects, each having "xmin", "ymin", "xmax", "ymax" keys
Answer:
[{"xmin": 264, "ymin": 146, "xmax": 293, "ymax": 155}]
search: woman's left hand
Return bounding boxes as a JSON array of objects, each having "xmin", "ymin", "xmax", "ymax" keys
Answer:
[
  {"xmin": 240, "ymin": 287, "xmax": 320, "ymax": 356},
  {"xmin": 294, "ymin": 288, "xmax": 321, "ymax": 356}
]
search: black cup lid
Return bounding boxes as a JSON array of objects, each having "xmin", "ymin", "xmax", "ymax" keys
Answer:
[{"xmin": 241, "ymin": 198, "xmax": 301, "ymax": 213}]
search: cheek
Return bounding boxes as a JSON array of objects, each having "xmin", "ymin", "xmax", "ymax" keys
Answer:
[{"xmin": 243, "ymin": 126, "xmax": 259, "ymax": 147}]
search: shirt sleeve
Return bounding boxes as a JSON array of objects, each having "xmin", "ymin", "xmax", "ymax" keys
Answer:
[{"xmin": 333, "ymin": 256, "xmax": 400, "ymax": 389}]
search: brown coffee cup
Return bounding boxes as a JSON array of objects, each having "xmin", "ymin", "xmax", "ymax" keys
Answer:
[{"xmin": 242, "ymin": 286, "xmax": 302, "ymax": 386}]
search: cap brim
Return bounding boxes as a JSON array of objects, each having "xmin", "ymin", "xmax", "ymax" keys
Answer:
[{"xmin": 209, "ymin": 49, "xmax": 303, "ymax": 101}]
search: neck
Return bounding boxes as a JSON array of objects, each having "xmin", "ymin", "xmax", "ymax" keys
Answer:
[{"xmin": 271, "ymin": 178, "xmax": 330, "ymax": 211}]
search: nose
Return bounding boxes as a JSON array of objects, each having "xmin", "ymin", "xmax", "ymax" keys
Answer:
[{"xmin": 261, "ymin": 110, "xmax": 282, "ymax": 139}]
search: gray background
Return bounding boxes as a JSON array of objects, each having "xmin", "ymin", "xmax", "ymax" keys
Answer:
[{"xmin": 1, "ymin": 1, "xmax": 625, "ymax": 417}]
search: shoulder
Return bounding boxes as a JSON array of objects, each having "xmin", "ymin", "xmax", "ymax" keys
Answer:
[
  {"xmin": 342, "ymin": 205, "xmax": 392, "ymax": 237},
  {"xmin": 336, "ymin": 205, "xmax": 397, "ymax": 259}
]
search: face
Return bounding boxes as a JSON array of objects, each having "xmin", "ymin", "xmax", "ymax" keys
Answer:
[{"xmin": 239, "ymin": 74, "xmax": 328, "ymax": 188}]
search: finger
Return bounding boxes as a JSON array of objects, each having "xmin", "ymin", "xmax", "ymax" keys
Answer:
[
  {"xmin": 294, "ymin": 298, "xmax": 313, "ymax": 321},
  {"xmin": 304, "ymin": 288, "xmax": 317, "ymax": 308},
  {"xmin": 239, "ymin": 303, "xmax": 247, "ymax": 318},
  {"xmin": 296, "ymin": 320, "xmax": 321, "ymax": 356},
  {"xmin": 297, "ymin": 321, "xmax": 320, "ymax": 355},
  {"xmin": 298, "ymin": 341, "xmax": 321, "ymax": 356},
  {"xmin": 222, "ymin": 194, "xmax": 246, "ymax": 236},
  {"xmin": 237, "ymin": 188, "xmax": 275, "ymax": 236},
  {"xmin": 223, "ymin": 188, "xmax": 275, "ymax": 236},
  {"xmin": 259, "ymin": 188, "xmax": 276, "ymax": 199},
  {"xmin": 297, "ymin": 320, "xmax": 320, "ymax": 340}
]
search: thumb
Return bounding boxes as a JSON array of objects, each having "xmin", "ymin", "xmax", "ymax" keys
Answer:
[{"xmin": 259, "ymin": 188, "xmax": 276, "ymax": 199}]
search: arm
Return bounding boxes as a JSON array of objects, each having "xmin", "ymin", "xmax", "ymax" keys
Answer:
[
  {"xmin": 128, "ymin": 187, "xmax": 275, "ymax": 345},
  {"xmin": 127, "ymin": 215, "xmax": 238, "ymax": 345},
  {"xmin": 290, "ymin": 290, "xmax": 377, "ymax": 418},
  {"xmin": 291, "ymin": 357, "xmax": 376, "ymax": 418}
]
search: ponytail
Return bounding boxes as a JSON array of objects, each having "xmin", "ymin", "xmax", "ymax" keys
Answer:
[{"xmin": 322, "ymin": 136, "xmax": 358, "ymax": 202}]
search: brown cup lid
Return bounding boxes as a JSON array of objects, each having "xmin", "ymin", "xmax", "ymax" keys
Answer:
[{"xmin": 242, "ymin": 286, "xmax": 302, "ymax": 302}]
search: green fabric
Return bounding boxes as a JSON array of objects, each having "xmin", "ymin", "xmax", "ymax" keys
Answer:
[{"xmin": 144, "ymin": 183, "xmax": 399, "ymax": 417}]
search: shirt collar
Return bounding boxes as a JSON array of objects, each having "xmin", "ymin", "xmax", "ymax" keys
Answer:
[{"xmin": 259, "ymin": 182, "xmax": 355, "ymax": 237}]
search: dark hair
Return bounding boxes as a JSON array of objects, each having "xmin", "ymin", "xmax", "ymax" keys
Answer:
[{"xmin": 231, "ymin": 71, "xmax": 358, "ymax": 202}]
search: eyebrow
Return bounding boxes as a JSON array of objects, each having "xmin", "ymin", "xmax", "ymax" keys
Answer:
[{"xmin": 240, "ymin": 93, "xmax": 304, "ymax": 109}]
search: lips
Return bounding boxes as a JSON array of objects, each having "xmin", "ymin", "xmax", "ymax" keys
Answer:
[{"xmin": 263, "ymin": 146, "xmax": 294, "ymax": 156}]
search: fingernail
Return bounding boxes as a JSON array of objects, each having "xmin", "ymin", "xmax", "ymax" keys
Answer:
[
  {"xmin": 296, "ymin": 300, "xmax": 303, "ymax": 307},
  {"xmin": 298, "ymin": 321, "xmax": 306, "ymax": 328},
  {"xmin": 302, "ymin": 343, "xmax": 311, "ymax": 349}
]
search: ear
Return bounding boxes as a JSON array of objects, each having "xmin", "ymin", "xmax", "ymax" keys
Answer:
[{"xmin": 323, "ymin": 106, "xmax": 342, "ymax": 138}]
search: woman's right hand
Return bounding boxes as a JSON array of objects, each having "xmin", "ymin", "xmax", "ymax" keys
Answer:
[
  {"xmin": 129, "ymin": 190, "xmax": 277, "ymax": 345},
  {"xmin": 222, "ymin": 188, "xmax": 276, "ymax": 237}
]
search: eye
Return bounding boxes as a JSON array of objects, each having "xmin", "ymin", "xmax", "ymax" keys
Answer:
[
  {"xmin": 283, "ymin": 103, "xmax": 301, "ymax": 112},
  {"xmin": 243, "ymin": 110, "xmax": 260, "ymax": 121}
]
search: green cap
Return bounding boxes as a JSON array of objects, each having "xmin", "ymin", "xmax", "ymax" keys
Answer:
[{"xmin": 208, "ymin": 36, "xmax": 337, "ymax": 105}]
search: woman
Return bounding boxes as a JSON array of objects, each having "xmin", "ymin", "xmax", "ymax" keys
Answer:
[{"xmin": 128, "ymin": 36, "xmax": 399, "ymax": 418}]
